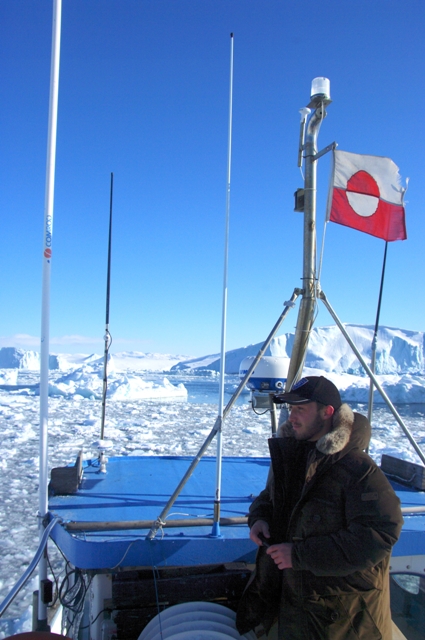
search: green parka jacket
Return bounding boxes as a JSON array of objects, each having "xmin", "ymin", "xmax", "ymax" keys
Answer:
[{"xmin": 236, "ymin": 404, "xmax": 403, "ymax": 639}]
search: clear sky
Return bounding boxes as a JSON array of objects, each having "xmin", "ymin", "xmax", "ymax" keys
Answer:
[{"xmin": 0, "ymin": 0, "xmax": 424, "ymax": 356}]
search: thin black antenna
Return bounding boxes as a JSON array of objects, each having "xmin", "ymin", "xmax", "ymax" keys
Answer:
[
  {"xmin": 100, "ymin": 172, "xmax": 114, "ymax": 440},
  {"xmin": 367, "ymin": 240, "xmax": 388, "ymax": 427}
]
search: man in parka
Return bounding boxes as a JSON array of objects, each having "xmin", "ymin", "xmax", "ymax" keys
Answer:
[{"xmin": 236, "ymin": 376, "xmax": 403, "ymax": 640}]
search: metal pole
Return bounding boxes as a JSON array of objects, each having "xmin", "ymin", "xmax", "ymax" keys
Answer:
[
  {"xmin": 367, "ymin": 241, "xmax": 388, "ymax": 425},
  {"xmin": 65, "ymin": 516, "xmax": 248, "ymax": 532},
  {"xmin": 269, "ymin": 395, "xmax": 278, "ymax": 435},
  {"xmin": 319, "ymin": 290, "xmax": 425, "ymax": 465},
  {"xmin": 286, "ymin": 103, "xmax": 327, "ymax": 389},
  {"xmin": 146, "ymin": 290, "xmax": 300, "ymax": 539},
  {"xmin": 100, "ymin": 173, "xmax": 114, "ymax": 440},
  {"xmin": 38, "ymin": 0, "xmax": 61, "ymax": 629},
  {"xmin": 212, "ymin": 33, "xmax": 234, "ymax": 538}
]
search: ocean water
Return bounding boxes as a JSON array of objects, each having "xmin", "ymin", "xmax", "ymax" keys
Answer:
[{"xmin": 0, "ymin": 370, "xmax": 424, "ymax": 636}]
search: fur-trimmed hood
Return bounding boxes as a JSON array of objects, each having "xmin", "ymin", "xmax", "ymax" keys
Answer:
[{"xmin": 277, "ymin": 403, "xmax": 371, "ymax": 456}]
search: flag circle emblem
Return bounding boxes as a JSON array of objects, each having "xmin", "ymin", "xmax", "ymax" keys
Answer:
[
  {"xmin": 44, "ymin": 248, "xmax": 52, "ymax": 259},
  {"xmin": 346, "ymin": 170, "xmax": 380, "ymax": 218}
]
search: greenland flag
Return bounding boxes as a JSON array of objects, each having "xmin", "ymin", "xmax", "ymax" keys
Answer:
[{"xmin": 326, "ymin": 150, "xmax": 407, "ymax": 241}]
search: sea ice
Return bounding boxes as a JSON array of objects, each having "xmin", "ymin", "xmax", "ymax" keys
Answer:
[{"xmin": 0, "ymin": 337, "xmax": 423, "ymax": 635}]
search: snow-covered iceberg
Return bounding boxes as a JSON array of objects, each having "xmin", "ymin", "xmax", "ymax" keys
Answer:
[
  {"xmin": 172, "ymin": 324, "xmax": 425, "ymax": 404},
  {"xmin": 1, "ymin": 325, "xmax": 424, "ymax": 402},
  {"xmin": 0, "ymin": 369, "xmax": 18, "ymax": 385},
  {"xmin": 49, "ymin": 364, "xmax": 187, "ymax": 401},
  {"xmin": 0, "ymin": 347, "xmax": 64, "ymax": 370},
  {"xmin": 173, "ymin": 325, "xmax": 424, "ymax": 375}
]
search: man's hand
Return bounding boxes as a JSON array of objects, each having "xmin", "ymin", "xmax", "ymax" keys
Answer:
[
  {"xmin": 250, "ymin": 522, "xmax": 293, "ymax": 568},
  {"xmin": 250, "ymin": 520, "xmax": 270, "ymax": 546},
  {"xmin": 267, "ymin": 543, "xmax": 293, "ymax": 569}
]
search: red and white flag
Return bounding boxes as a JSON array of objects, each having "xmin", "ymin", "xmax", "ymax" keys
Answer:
[{"xmin": 326, "ymin": 150, "xmax": 407, "ymax": 241}]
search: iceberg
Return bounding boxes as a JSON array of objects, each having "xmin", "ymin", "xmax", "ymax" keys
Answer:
[
  {"xmin": 49, "ymin": 364, "xmax": 187, "ymax": 401},
  {"xmin": 0, "ymin": 325, "xmax": 423, "ymax": 403},
  {"xmin": 173, "ymin": 325, "xmax": 424, "ymax": 375}
]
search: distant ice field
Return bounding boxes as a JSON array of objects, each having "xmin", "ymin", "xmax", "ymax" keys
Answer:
[{"xmin": 0, "ymin": 370, "xmax": 423, "ymax": 636}]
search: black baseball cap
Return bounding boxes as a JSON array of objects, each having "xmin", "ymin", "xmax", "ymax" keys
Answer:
[{"xmin": 273, "ymin": 376, "xmax": 341, "ymax": 410}]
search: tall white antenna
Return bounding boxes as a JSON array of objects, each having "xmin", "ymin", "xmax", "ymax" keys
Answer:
[
  {"xmin": 212, "ymin": 33, "xmax": 234, "ymax": 538},
  {"xmin": 38, "ymin": 0, "xmax": 62, "ymax": 630}
]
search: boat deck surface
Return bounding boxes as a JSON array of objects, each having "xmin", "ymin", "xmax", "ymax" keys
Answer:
[
  {"xmin": 49, "ymin": 455, "xmax": 268, "ymax": 570},
  {"xmin": 48, "ymin": 455, "xmax": 425, "ymax": 573}
]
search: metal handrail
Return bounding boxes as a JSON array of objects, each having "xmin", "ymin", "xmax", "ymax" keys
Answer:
[
  {"xmin": 65, "ymin": 516, "xmax": 248, "ymax": 532},
  {"xmin": 0, "ymin": 516, "xmax": 61, "ymax": 618}
]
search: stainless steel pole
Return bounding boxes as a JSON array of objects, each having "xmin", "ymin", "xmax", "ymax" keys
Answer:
[{"xmin": 286, "ymin": 102, "xmax": 327, "ymax": 389}]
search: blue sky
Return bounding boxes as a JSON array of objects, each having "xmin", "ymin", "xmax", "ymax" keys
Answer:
[{"xmin": 0, "ymin": 0, "xmax": 424, "ymax": 356}]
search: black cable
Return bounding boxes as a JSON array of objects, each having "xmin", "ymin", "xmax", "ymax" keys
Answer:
[
  {"xmin": 252, "ymin": 407, "xmax": 270, "ymax": 416},
  {"xmin": 79, "ymin": 606, "xmax": 112, "ymax": 630},
  {"xmin": 58, "ymin": 564, "xmax": 91, "ymax": 615}
]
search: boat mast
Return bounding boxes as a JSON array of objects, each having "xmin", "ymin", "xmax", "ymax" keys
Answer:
[
  {"xmin": 212, "ymin": 33, "xmax": 234, "ymax": 538},
  {"xmin": 38, "ymin": 0, "xmax": 62, "ymax": 630},
  {"xmin": 285, "ymin": 79, "xmax": 331, "ymax": 389}
]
